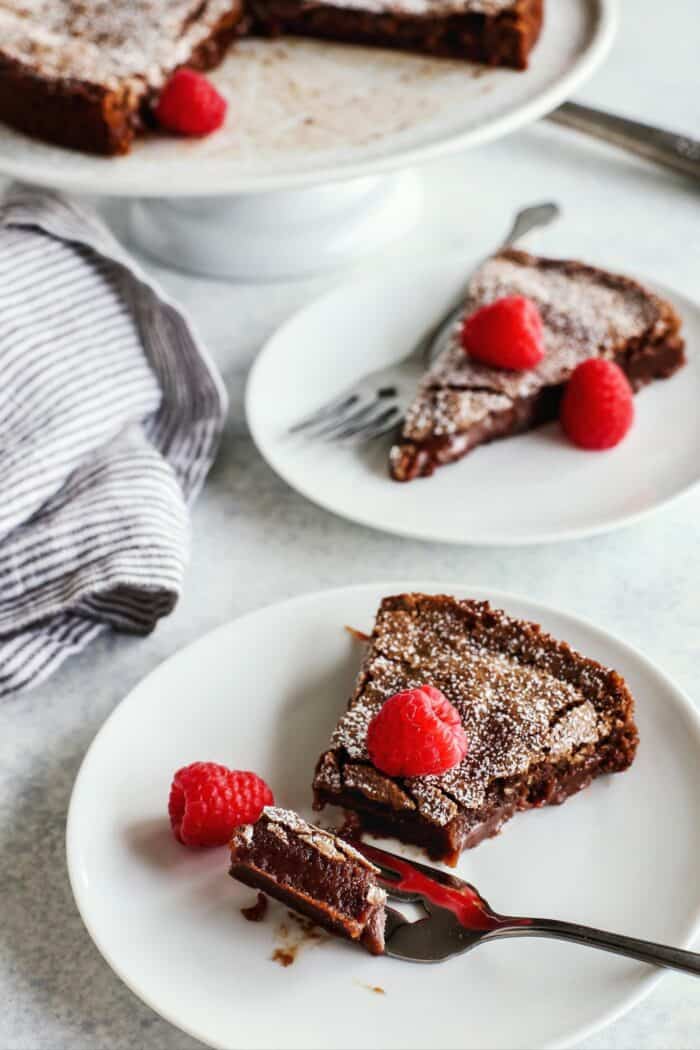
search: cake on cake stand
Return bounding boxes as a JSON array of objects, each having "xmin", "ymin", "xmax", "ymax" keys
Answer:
[{"xmin": 0, "ymin": 0, "xmax": 615, "ymax": 279}]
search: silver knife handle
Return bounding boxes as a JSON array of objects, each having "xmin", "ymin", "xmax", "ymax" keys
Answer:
[
  {"xmin": 549, "ymin": 101, "xmax": 700, "ymax": 182},
  {"xmin": 499, "ymin": 917, "xmax": 700, "ymax": 977}
]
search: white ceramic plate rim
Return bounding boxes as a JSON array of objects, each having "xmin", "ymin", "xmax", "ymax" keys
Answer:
[
  {"xmin": 0, "ymin": 1, "xmax": 616, "ymax": 197},
  {"xmin": 66, "ymin": 581, "xmax": 700, "ymax": 1050},
  {"xmin": 246, "ymin": 260, "xmax": 699, "ymax": 546}
]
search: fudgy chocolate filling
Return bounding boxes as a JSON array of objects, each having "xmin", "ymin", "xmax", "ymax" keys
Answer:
[
  {"xmin": 232, "ymin": 821, "xmax": 375, "ymax": 918},
  {"xmin": 230, "ymin": 809, "xmax": 387, "ymax": 954},
  {"xmin": 250, "ymin": 0, "xmax": 542, "ymax": 69}
]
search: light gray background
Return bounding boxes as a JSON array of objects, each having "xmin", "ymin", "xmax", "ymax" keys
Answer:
[{"xmin": 2, "ymin": 0, "xmax": 699, "ymax": 1046}]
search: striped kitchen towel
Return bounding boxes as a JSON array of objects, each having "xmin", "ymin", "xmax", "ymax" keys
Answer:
[{"xmin": 0, "ymin": 184, "xmax": 227, "ymax": 697}]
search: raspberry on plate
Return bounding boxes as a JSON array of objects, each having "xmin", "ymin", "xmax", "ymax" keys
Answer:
[
  {"xmin": 168, "ymin": 762, "xmax": 273, "ymax": 848},
  {"xmin": 366, "ymin": 685, "xmax": 468, "ymax": 778},
  {"xmin": 155, "ymin": 68, "xmax": 227, "ymax": 137},
  {"xmin": 461, "ymin": 295, "xmax": 545, "ymax": 370},
  {"xmin": 561, "ymin": 358, "xmax": 635, "ymax": 450}
]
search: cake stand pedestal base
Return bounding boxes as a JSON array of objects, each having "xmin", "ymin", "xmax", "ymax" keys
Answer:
[{"xmin": 126, "ymin": 171, "xmax": 423, "ymax": 281}]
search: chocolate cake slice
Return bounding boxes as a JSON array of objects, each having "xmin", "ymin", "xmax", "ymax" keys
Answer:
[
  {"xmin": 313, "ymin": 594, "xmax": 639, "ymax": 865},
  {"xmin": 390, "ymin": 250, "xmax": 686, "ymax": 481},
  {"xmin": 229, "ymin": 807, "xmax": 387, "ymax": 954},
  {"xmin": 0, "ymin": 1, "xmax": 247, "ymax": 155},
  {"xmin": 250, "ymin": 0, "xmax": 543, "ymax": 69}
]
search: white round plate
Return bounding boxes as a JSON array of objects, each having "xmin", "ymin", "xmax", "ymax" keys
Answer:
[
  {"xmin": 0, "ymin": 0, "xmax": 614, "ymax": 196},
  {"xmin": 247, "ymin": 257, "xmax": 699, "ymax": 546},
  {"xmin": 67, "ymin": 583, "xmax": 700, "ymax": 1050}
]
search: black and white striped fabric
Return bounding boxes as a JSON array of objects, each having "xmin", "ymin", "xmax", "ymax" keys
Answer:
[{"xmin": 0, "ymin": 184, "xmax": 227, "ymax": 697}]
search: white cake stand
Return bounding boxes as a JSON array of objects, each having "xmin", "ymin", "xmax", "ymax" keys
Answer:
[{"xmin": 0, "ymin": 0, "xmax": 615, "ymax": 279}]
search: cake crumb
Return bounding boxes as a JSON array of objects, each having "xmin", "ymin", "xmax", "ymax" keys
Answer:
[
  {"xmin": 241, "ymin": 892, "xmax": 268, "ymax": 923},
  {"xmin": 271, "ymin": 947, "xmax": 295, "ymax": 967},
  {"xmin": 271, "ymin": 915, "xmax": 326, "ymax": 967},
  {"xmin": 354, "ymin": 979, "xmax": 387, "ymax": 995}
]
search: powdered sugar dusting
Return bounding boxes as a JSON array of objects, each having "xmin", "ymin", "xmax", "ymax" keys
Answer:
[
  {"xmin": 548, "ymin": 701, "xmax": 599, "ymax": 757},
  {"xmin": 330, "ymin": 695, "xmax": 376, "ymax": 759},
  {"xmin": 408, "ymin": 780, "xmax": 458, "ymax": 826},
  {"xmin": 315, "ymin": 752, "xmax": 342, "ymax": 792},
  {"xmin": 404, "ymin": 387, "xmax": 511, "ymax": 440},
  {"xmin": 238, "ymin": 823, "xmax": 254, "ymax": 845},
  {"xmin": 401, "ymin": 252, "xmax": 663, "ymax": 441}
]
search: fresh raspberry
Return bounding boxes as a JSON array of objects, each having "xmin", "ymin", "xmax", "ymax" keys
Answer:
[
  {"xmin": 155, "ymin": 68, "xmax": 227, "ymax": 137},
  {"xmin": 366, "ymin": 686, "xmax": 468, "ymax": 778},
  {"xmin": 168, "ymin": 763, "xmax": 273, "ymax": 848},
  {"xmin": 461, "ymin": 295, "xmax": 545, "ymax": 370},
  {"xmin": 560, "ymin": 358, "xmax": 634, "ymax": 450}
]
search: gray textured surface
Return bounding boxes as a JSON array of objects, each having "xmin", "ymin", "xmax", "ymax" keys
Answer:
[{"xmin": 2, "ymin": 0, "xmax": 700, "ymax": 1046}]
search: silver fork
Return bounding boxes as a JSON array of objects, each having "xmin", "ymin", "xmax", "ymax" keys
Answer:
[
  {"xmin": 356, "ymin": 842, "xmax": 700, "ymax": 974},
  {"xmin": 288, "ymin": 202, "xmax": 560, "ymax": 443}
]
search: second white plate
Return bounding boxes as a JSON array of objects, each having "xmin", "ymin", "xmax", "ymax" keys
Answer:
[
  {"xmin": 247, "ymin": 257, "xmax": 699, "ymax": 545},
  {"xmin": 67, "ymin": 583, "xmax": 700, "ymax": 1049}
]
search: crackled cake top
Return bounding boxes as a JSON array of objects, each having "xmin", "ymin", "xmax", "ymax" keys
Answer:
[
  {"xmin": 0, "ymin": 0, "xmax": 238, "ymax": 87},
  {"xmin": 401, "ymin": 250, "xmax": 666, "ymax": 441},
  {"xmin": 316, "ymin": 595, "xmax": 619, "ymax": 826}
]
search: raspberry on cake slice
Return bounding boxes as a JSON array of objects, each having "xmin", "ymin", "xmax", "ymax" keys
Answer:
[
  {"xmin": 390, "ymin": 250, "xmax": 686, "ymax": 481},
  {"xmin": 313, "ymin": 594, "xmax": 639, "ymax": 866},
  {"xmin": 229, "ymin": 807, "xmax": 387, "ymax": 954},
  {"xmin": 367, "ymin": 685, "xmax": 469, "ymax": 776}
]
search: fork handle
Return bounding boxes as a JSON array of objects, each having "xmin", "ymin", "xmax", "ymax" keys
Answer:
[
  {"xmin": 548, "ymin": 102, "xmax": 700, "ymax": 183},
  {"xmin": 497, "ymin": 918, "xmax": 700, "ymax": 977}
]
